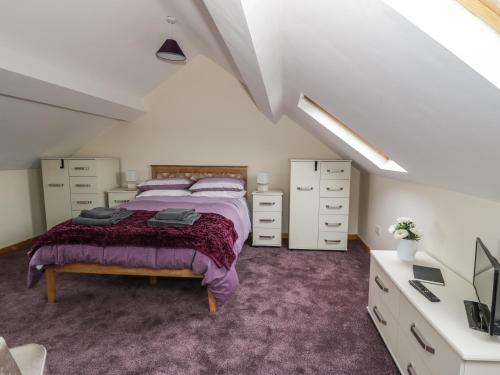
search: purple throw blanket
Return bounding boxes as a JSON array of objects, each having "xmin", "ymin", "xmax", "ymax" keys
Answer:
[{"xmin": 30, "ymin": 210, "xmax": 237, "ymax": 270}]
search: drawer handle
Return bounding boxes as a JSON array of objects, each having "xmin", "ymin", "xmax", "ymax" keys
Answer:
[
  {"xmin": 75, "ymin": 184, "xmax": 91, "ymax": 188},
  {"xmin": 259, "ymin": 235, "xmax": 276, "ymax": 240},
  {"xmin": 76, "ymin": 201, "xmax": 93, "ymax": 204},
  {"xmin": 259, "ymin": 202, "xmax": 276, "ymax": 206},
  {"xmin": 373, "ymin": 306, "xmax": 387, "ymax": 326},
  {"xmin": 326, "ymin": 187, "xmax": 344, "ymax": 191},
  {"xmin": 410, "ymin": 323, "xmax": 435, "ymax": 355},
  {"xmin": 114, "ymin": 199, "xmax": 129, "ymax": 203},
  {"xmin": 48, "ymin": 183, "xmax": 64, "ymax": 187},
  {"xmin": 259, "ymin": 219, "xmax": 275, "ymax": 223},
  {"xmin": 325, "ymin": 204, "xmax": 343, "ymax": 210},
  {"xmin": 326, "ymin": 169, "xmax": 344, "ymax": 173},
  {"xmin": 374, "ymin": 276, "xmax": 389, "ymax": 292},
  {"xmin": 325, "ymin": 222, "xmax": 342, "ymax": 227},
  {"xmin": 74, "ymin": 167, "xmax": 90, "ymax": 171},
  {"xmin": 407, "ymin": 363, "xmax": 417, "ymax": 375},
  {"xmin": 324, "ymin": 239, "xmax": 341, "ymax": 244},
  {"xmin": 297, "ymin": 186, "xmax": 314, "ymax": 191}
]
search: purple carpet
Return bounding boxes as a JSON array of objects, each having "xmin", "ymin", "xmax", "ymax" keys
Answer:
[{"xmin": 0, "ymin": 240, "xmax": 398, "ymax": 375}]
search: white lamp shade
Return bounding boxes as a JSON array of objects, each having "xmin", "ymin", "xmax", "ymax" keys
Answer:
[
  {"xmin": 257, "ymin": 172, "xmax": 269, "ymax": 185},
  {"xmin": 126, "ymin": 170, "xmax": 137, "ymax": 182}
]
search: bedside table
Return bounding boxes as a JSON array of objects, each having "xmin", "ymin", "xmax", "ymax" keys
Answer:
[
  {"xmin": 252, "ymin": 190, "xmax": 283, "ymax": 247},
  {"xmin": 107, "ymin": 188, "xmax": 138, "ymax": 208}
]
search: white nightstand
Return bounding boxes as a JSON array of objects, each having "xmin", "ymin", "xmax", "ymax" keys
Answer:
[
  {"xmin": 252, "ymin": 190, "xmax": 283, "ymax": 247},
  {"xmin": 107, "ymin": 188, "xmax": 138, "ymax": 208}
]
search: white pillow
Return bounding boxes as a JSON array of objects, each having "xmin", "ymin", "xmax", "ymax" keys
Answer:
[
  {"xmin": 191, "ymin": 190, "xmax": 246, "ymax": 198},
  {"xmin": 189, "ymin": 177, "xmax": 245, "ymax": 192},
  {"xmin": 137, "ymin": 189, "xmax": 192, "ymax": 198}
]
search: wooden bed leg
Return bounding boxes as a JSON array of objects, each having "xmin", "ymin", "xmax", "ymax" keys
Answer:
[
  {"xmin": 149, "ymin": 276, "xmax": 158, "ymax": 286},
  {"xmin": 46, "ymin": 267, "xmax": 57, "ymax": 304},
  {"xmin": 207, "ymin": 289, "xmax": 217, "ymax": 313}
]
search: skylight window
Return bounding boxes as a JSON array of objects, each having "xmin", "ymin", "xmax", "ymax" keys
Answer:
[
  {"xmin": 298, "ymin": 94, "xmax": 407, "ymax": 173},
  {"xmin": 458, "ymin": 0, "xmax": 500, "ymax": 32}
]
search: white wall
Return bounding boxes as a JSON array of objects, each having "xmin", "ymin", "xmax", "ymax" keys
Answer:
[
  {"xmin": 0, "ymin": 169, "xmax": 45, "ymax": 248},
  {"xmin": 75, "ymin": 55, "xmax": 360, "ymax": 234},
  {"xmin": 359, "ymin": 172, "xmax": 500, "ymax": 282}
]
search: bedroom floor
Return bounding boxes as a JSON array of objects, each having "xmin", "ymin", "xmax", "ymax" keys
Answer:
[{"xmin": 0, "ymin": 241, "xmax": 398, "ymax": 375}]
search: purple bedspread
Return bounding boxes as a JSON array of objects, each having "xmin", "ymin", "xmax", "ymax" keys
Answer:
[{"xmin": 28, "ymin": 196, "xmax": 251, "ymax": 306}]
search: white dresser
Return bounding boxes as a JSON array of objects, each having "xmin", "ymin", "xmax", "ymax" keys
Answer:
[
  {"xmin": 289, "ymin": 159, "xmax": 351, "ymax": 251},
  {"xmin": 252, "ymin": 190, "xmax": 283, "ymax": 247},
  {"xmin": 41, "ymin": 157, "xmax": 120, "ymax": 229},
  {"xmin": 368, "ymin": 250, "xmax": 500, "ymax": 375}
]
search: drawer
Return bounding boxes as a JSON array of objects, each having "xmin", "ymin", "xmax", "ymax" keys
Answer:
[
  {"xmin": 368, "ymin": 290, "xmax": 398, "ymax": 353},
  {"xmin": 319, "ymin": 180, "xmax": 350, "ymax": 198},
  {"xmin": 70, "ymin": 194, "xmax": 104, "ymax": 211},
  {"xmin": 253, "ymin": 211, "xmax": 281, "ymax": 229},
  {"xmin": 70, "ymin": 177, "xmax": 98, "ymax": 194},
  {"xmin": 252, "ymin": 228, "xmax": 281, "ymax": 247},
  {"xmin": 318, "ymin": 214, "xmax": 348, "ymax": 232},
  {"xmin": 68, "ymin": 159, "xmax": 97, "ymax": 177},
  {"xmin": 253, "ymin": 195, "xmax": 282, "ymax": 212},
  {"xmin": 108, "ymin": 191, "xmax": 137, "ymax": 208},
  {"xmin": 317, "ymin": 232, "xmax": 347, "ymax": 251},
  {"xmin": 399, "ymin": 296, "xmax": 463, "ymax": 375},
  {"xmin": 369, "ymin": 258, "xmax": 400, "ymax": 319},
  {"xmin": 319, "ymin": 198, "xmax": 349, "ymax": 215},
  {"xmin": 320, "ymin": 161, "xmax": 351, "ymax": 180},
  {"xmin": 397, "ymin": 328, "xmax": 433, "ymax": 375}
]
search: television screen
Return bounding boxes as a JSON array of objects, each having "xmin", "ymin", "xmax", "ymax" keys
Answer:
[{"xmin": 473, "ymin": 238, "xmax": 500, "ymax": 335}]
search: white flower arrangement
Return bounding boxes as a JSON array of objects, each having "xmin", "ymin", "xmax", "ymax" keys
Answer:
[{"xmin": 388, "ymin": 217, "xmax": 422, "ymax": 241}]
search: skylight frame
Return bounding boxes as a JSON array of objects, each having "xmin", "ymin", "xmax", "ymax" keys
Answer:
[{"xmin": 298, "ymin": 94, "xmax": 407, "ymax": 173}]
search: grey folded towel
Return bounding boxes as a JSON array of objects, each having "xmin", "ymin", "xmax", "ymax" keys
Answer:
[
  {"xmin": 147, "ymin": 212, "xmax": 200, "ymax": 228},
  {"xmin": 81, "ymin": 207, "xmax": 129, "ymax": 219},
  {"xmin": 155, "ymin": 208, "xmax": 196, "ymax": 221},
  {"xmin": 73, "ymin": 210, "xmax": 132, "ymax": 226}
]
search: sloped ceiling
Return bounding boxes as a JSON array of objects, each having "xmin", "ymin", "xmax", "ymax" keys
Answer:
[
  {"xmin": 1, "ymin": 0, "xmax": 499, "ymax": 201},
  {"xmin": 205, "ymin": 0, "xmax": 500, "ymax": 201},
  {"xmin": 0, "ymin": 0, "xmax": 238, "ymax": 169}
]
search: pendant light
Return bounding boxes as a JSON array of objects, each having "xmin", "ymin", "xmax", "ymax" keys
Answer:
[{"xmin": 156, "ymin": 16, "xmax": 186, "ymax": 62}]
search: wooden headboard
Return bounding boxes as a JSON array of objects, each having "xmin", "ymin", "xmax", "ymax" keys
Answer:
[{"xmin": 150, "ymin": 165, "xmax": 248, "ymax": 191}]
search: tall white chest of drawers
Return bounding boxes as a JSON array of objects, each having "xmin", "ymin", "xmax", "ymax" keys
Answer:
[
  {"xmin": 289, "ymin": 159, "xmax": 351, "ymax": 251},
  {"xmin": 369, "ymin": 251, "xmax": 500, "ymax": 375},
  {"xmin": 41, "ymin": 157, "xmax": 120, "ymax": 229}
]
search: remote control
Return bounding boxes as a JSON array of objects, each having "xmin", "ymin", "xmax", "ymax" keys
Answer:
[{"xmin": 409, "ymin": 280, "xmax": 440, "ymax": 302}]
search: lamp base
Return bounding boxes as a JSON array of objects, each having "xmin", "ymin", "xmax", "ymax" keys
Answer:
[
  {"xmin": 257, "ymin": 184, "xmax": 269, "ymax": 192},
  {"xmin": 127, "ymin": 182, "xmax": 137, "ymax": 190}
]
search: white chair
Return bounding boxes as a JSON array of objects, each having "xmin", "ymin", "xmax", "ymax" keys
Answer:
[{"xmin": 0, "ymin": 337, "xmax": 47, "ymax": 375}]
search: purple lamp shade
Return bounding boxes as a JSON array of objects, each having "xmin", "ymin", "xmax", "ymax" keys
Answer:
[{"xmin": 156, "ymin": 39, "xmax": 186, "ymax": 61}]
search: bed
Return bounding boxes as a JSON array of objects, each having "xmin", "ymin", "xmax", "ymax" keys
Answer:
[{"xmin": 28, "ymin": 165, "xmax": 251, "ymax": 312}]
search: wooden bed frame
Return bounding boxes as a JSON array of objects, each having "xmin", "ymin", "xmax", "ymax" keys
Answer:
[{"xmin": 45, "ymin": 164, "xmax": 248, "ymax": 313}]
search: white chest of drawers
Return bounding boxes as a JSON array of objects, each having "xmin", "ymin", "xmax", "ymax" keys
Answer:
[
  {"xmin": 41, "ymin": 157, "xmax": 120, "ymax": 229},
  {"xmin": 368, "ymin": 250, "xmax": 500, "ymax": 375},
  {"xmin": 252, "ymin": 190, "xmax": 283, "ymax": 247},
  {"xmin": 289, "ymin": 159, "xmax": 351, "ymax": 251}
]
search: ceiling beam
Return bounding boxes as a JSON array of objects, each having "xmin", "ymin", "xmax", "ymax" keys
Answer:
[
  {"xmin": 203, "ymin": 0, "xmax": 284, "ymax": 123},
  {"xmin": 0, "ymin": 48, "xmax": 146, "ymax": 121}
]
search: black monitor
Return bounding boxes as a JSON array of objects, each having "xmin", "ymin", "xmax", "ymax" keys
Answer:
[{"xmin": 472, "ymin": 238, "xmax": 500, "ymax": 336}]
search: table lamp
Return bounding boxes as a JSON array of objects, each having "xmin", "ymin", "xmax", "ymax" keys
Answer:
[
  {"xmin": 126, "ymin": 170, "xmax": 137, "ymax": 190},
  {"xmin": 257, "ymin": 172, "xmax": 269, "ymax": 192}
]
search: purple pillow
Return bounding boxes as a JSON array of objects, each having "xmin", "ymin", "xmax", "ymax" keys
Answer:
[
  {"xmin": 189, "ymin": 177, "xmax": 245, "ymax": 192},
  {"xmin": 138, "ymin": 178, "xmax": 194, "ymax": 191}
]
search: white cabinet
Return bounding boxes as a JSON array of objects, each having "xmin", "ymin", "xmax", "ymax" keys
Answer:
[
  {"xmin": 252, "ymin": 191, "xmax": 283, "ymax": 247},
  {"xmin": 107, "ymin": 188, "xmax": 138, "ymax": 208},
  {"xmin": 289, "ymin": 160, "xmax": 351, "ymax": 251},
  {"xmin": 368, "ymin": 250, "xmax": 500, "ymax": 375},
  {"xmin": 41, "ymin": 157, "xmax": 120, "ymax": 230}
]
